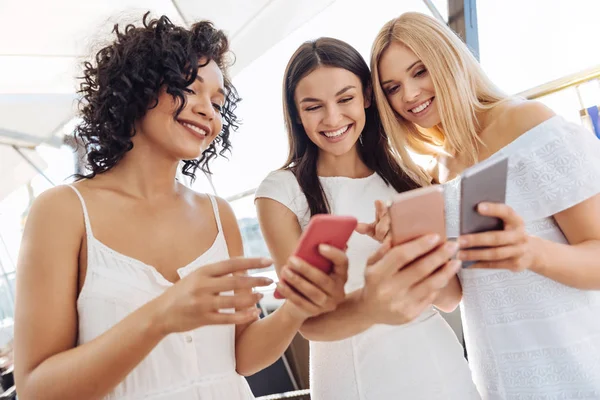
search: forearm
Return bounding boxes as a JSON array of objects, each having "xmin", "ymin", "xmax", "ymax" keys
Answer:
[
  {"xmin": 299, "ymin": 289, "xmax": 373, "ymax": 342},
  {"xmin": 532, "ymin": 237, "xmax": 600, "ymax": 289},
  {"xmin": 433, "ymin": 276, "xmax": 462, "ymax": 313},
  {"xmin": 235, "ymin": 302, "xmax": 304, "ymax": 376},
  {"xmin": 18, "ymin": 300, "xmax": 165, "ymax": 400}
]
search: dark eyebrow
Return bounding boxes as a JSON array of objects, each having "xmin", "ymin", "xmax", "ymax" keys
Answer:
[
  {"xmin": 381, "ymin": 61, "xmax": 422, "ymax": 85},
  {"xmin": 195, "ymin": 75, "xmax": 226, "ymax": 96},
  {"xmin": 299, "ymin": 85, "xmax": 356, "ymax": 103}
]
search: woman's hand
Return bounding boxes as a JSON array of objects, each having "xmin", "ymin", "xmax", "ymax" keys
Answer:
[
  {"xmin": 356, "ymin": 200, "xmax": 391, "ymax": 243},
  {"xmin": 457, "ymin": 202, "xmax": 540, "ymax": 272},
  {"xmin": 275, "ymin": 245, "xmax": 349, "ymax": 321},
  {"xmin": 153, "ymin": 257, "xmax": 274, "ymax": 334},
  {"xmin": 360, "ymin": 235, "xmax": 461, "ymax": 325}
]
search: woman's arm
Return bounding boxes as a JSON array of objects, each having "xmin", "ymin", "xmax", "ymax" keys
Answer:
[
  {"xmin": 14, "ymin": 187, "xmax": 169, "ymax": 400},
  {"xmin": 15, "ymin": 188, "xmax": 270, "ymax": 399},
  {"xmin": 534, "ymin": 194, "xmax": 600, "ymax": 289},
  {"xmin": 256, "ymin": 198, "xmax": 369, "ymax": 340},
  {"xmin": 257, "ymin": 197, "xmax": 461, "ymax": 341},
  {"xmin": 458, "ymin": 101, "xmax": 600, "ymax": 289},
  {"xmin": 214, "ymin": 197, "xmax": 307, "ymax": 376}
]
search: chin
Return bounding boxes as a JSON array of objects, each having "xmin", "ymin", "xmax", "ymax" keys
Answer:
[{"xmin": 172, "ymin": 147, "xmax": 205, "ymax": 161}]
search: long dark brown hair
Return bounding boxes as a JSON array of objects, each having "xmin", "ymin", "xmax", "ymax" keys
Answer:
[{"xmin": 282, "ymin": 37, "xmax": 419, "ymax": 216}]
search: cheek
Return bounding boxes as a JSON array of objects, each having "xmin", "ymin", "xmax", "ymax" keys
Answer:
[
  {"xmin": 299, "ymin": 114, "xmax": 320, "ymax": 135},
  {"xmin": 387, "ymin": 96, "xmax": 404, "ymax": 115},
  {"xmin": 425, "ymin": 77, "xmax": 436, "ymax": 93}
]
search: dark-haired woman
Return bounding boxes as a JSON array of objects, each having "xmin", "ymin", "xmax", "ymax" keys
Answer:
[
  {"xmin": 255, "ymin": 38, "xmax": 480, "ymax": 399},
  {"xmin": 14, "ymin": 14, "xmax": 349, "ymax": 400}
]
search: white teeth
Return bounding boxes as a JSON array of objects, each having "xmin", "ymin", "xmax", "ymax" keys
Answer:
[
  {"xmin": 410, "ymin": 99, "xmax": 432, "ymax": 114},
  {"xmin": 182, "ymin": 122, "xmax": 207, "ymax": 136},
  {"xmin": 323, "ymin": 125, "xmax": 349, "ymax": 138}
]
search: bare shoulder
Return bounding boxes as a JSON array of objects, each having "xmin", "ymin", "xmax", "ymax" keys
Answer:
[
  {"xmin": 26, "ymin": 184, "xmax": 85, "ymax": 233},
  {"xmin": 18, "ymin": 184, "xmax": 85, "ymax": 281},
  {"xmin": 213, "ymin": 195, "xmax": 237, "ymax": 224},
  {"xmin": 495, "ymin": 99, "xmax": 556, "ymax": 143},
  {"xmin": 187, "ymin": 189, "xmax": 239, "ymax": 233},
  {"xmin": 212, "ymin": 195, "xmax": 244, "ymax": 256}
]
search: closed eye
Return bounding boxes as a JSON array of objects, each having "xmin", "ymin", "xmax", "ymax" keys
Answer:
[
  {"xmin": 339, "ymin": 97, "xmax": 353, "ymax": 104},
  {"xmin": 415, "ymin": 69, "xmax": 427, "ymax": 77},
  {"xmin": 305, "ymin": 105, "xmax": 321, "ymax": 111}
]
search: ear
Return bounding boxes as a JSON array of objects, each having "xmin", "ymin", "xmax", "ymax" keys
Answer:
[{"xmin": 364, "ymin": 84, "xmax": 373, "ymax": 109}]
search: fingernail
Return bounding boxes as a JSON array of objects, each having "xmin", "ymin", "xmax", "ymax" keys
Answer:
[
  {"xmin": 456, "ymin": 251, "xmax": 465, "ymax": 260},
  {"xmin": 284, "ymin": 269, "xmax": 294, "ymax": 278},
  {"xmin": 458, "ymin": 237, "xmax": 467, "ymax": 247},
  {"xmin": 289, "ymin": 256, "xmax": 301, "ymax": 266},
  {"xmin": 427, "ymin": 234, "xmax": 440, "ymax": 244},
  {"xmin": 445, "ymin": 241, "xmax": 459, "ymax": 253},
  {"xmin": 450, "ymin": 260, "xmax": 462, "ymax": 271},
  {"xmin": 260, "ymin": 258, "xmax": 273, "ymax": 266},
  {"xmin": 257, "ymin": 293, "xmax": 264, "ymax": 300},
  {"xmin": 478, "ymin": 203, "xmax": 488, "ymax": 212},
  {"xmin": 262, "ymin": 278, "xmax": 274, "ymax": 285},
  {"xmin": 319, "ymin": 244, "xmax": 331, "ymax": 252}
]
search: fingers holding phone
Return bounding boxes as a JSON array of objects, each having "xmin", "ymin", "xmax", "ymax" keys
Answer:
[
  {"xmin": 361, "ymin": 234, "xmax": 459, "ymax": 325},
  {"xmin": 457, "ymin": 155, "xmax": 535, "ymax": 270},
  {"xmin": 277, "ymin": 245, "xmax": 349, "ymax": 320},
  {"xmin": 458, "ymin": 202, "xmax": 536, "ymax": 272}
]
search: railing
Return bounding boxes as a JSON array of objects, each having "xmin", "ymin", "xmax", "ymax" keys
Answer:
[
  {"xmin": 517, "ymin": 64, "xmax": 600, "ymax": 101},
  {"xmin": 256, "ymin": 389, "xmax": 311, "ymax": 400}
]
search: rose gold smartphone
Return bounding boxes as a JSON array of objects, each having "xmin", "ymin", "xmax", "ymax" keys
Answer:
[{"xmin": 388, "ymin": 185, "xmax": 446, "ymax": 246}]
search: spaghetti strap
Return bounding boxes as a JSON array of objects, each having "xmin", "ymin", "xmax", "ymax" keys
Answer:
[
  {"xmin": 207, "ymin": 195, "xmax": 223, "ymax": 233},
  {"xmin": 66, "ymin": 185, "xmax": 93, "ymax": 241}
]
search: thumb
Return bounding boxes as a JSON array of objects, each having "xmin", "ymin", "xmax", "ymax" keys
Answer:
[
  {"xmin": 356, "ymin": 222, "xmax": 374, "ymax": 236},
  {"xmin": 375, "ymin": 200, "xmax": 388, "ymax": 220}
]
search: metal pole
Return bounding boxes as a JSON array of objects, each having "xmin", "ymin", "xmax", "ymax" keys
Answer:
[
  {"xmin": 11, "ymin": 146, "xmax": 55, "ymax": 187},
  {"xmin": 422, "ymin": 0, "xmax": 446, "ymax": 23},
  {"xmin": 448, "ymin": 0, "xmax": 480, "ymax": 61}
]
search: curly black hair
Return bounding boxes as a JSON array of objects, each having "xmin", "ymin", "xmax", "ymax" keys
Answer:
[{"xmin": 75, "ymin": 12, "xmax": 240, "ymax": 180}]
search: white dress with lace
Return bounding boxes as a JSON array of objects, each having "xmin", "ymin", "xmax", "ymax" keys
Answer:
[{"xmin": 443, "ymin": 116, "xmax": 600, "ymax": 399}]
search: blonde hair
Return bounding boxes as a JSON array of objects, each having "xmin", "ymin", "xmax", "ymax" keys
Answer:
[{"xmin": 370, "ymin": 12, "xmax": 508, "ymax": 185}]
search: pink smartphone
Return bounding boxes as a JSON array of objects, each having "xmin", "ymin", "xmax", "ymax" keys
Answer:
[
  {"xmin": 388, "ymin": 185, "xmax": 446, "ymax": 246},
  {"xmin": 274, "ymin": 214, "xmax": 357, "ymax": 299}
]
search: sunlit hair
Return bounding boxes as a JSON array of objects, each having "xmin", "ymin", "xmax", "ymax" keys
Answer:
[{"xmin": 370, "ymin": 12, "xmax": 508, "ymax": 185}]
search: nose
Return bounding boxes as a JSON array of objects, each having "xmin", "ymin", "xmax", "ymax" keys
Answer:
[
  {"xmin": 322, "ymin": 104, "xmax": 343, "ymax": 127},
  {"xmin": 402, "ymin": 81, "xmax": 422, "ymax": 104},
  {"xmin": 190, "ymin": 95, "xmax": 215, "ymax": 120}
]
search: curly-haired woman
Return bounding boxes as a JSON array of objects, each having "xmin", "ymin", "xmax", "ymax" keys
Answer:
[{"xmin": 13, "ymin": 13, "xmax": 351, "ymax": 400}]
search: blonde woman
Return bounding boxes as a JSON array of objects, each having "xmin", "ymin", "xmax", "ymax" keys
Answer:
[{"xmin": 369, "ymin": 11, "xmax": 600, "ymax": 399}]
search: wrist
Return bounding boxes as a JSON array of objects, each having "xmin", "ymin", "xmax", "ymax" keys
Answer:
[
  {"xmin": 528, "ymin": 235, "xmax": 548, "ymax": 274},
  {"xmin": 279, "ymin": 301, "xmax": 309, "ymax": 326},
  {"xmin": 355, "ymin": 288, "xmax": 377, "ymax": 325},
  {"xmin": 143, "ymin": 297, "xmax": 172, "ymax": 341}
]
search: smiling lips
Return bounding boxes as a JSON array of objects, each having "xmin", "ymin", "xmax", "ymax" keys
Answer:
[
  {"xmin": 409, "ymin": 98, "xmax": 433, "ymax": 114},
  {"xmin": 179, "ymin": 120, "xmax": 210, "ymax": 138},
  {"xmin": 321, "ymin": 124, "xmax": 351, "ymax": 138}
]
